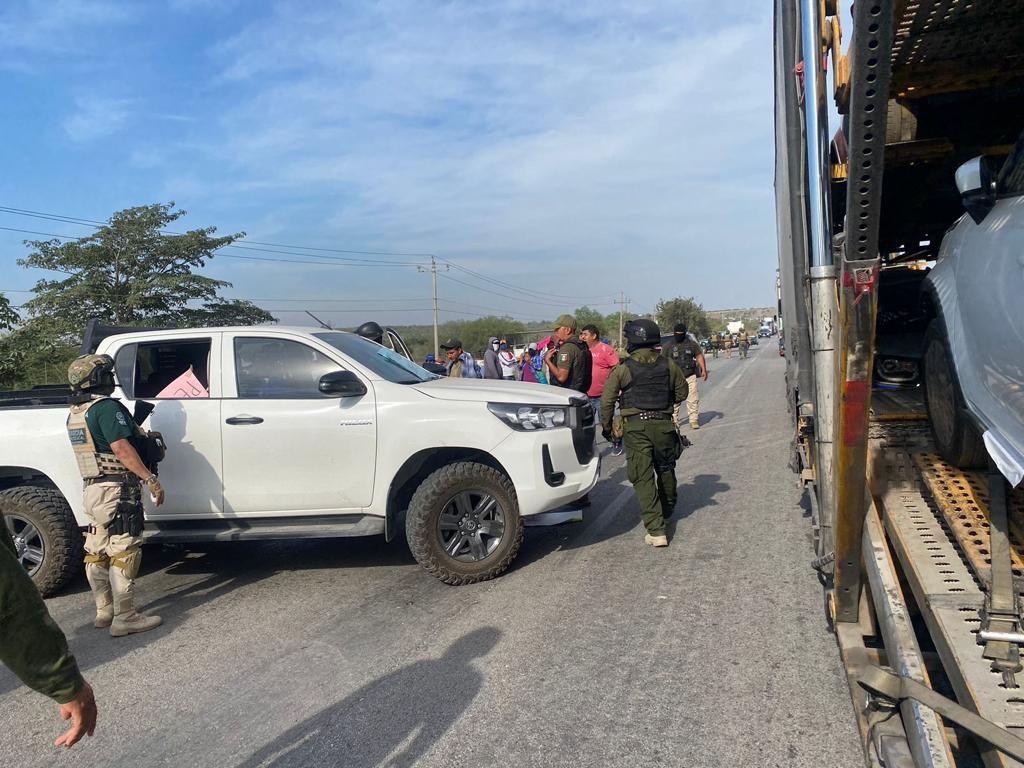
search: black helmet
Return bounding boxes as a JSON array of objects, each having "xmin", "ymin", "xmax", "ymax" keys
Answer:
[
  {"xmin": 624, "ymin": 318, "xmax": 661, "ymax": 349},
  {"xmin": 355, "ymin": 321, "xmax": 384, "ymax": 345}
]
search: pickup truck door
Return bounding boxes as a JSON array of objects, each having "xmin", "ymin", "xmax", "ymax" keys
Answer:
[
  {"xmin": 110, "ymin": 333, "xmax": 224, "ymax": 517},
  {"xmin": 220, "ymin": 333, "xmax": 377, "ymax": 514}
]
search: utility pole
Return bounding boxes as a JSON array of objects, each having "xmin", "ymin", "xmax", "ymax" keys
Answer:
[
  {"xmin": 614, "ymin": 292, "xmax": 631, "ymax": 347},
  {"xmin": 417, "ymin": 256, "xmax": 448, "ymax": 357}
]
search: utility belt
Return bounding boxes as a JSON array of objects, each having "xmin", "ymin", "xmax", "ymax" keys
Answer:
[
  {"xmin": 84, "ymin": 473, "xmax": 137, "ymax": 486},
  {"xmin": 624, "ymin": 411, "xmax": 672, "ymax": 422}
]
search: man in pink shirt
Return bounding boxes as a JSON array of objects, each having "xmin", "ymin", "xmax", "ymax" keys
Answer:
[{"xmin": 580, "ymin": 324, "xmax": 622, "ymax": 455}]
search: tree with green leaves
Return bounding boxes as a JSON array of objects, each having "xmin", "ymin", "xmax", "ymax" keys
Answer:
[
  {"xmin": 0, "ymin": 203, "xmax": 274, "ymax": 389},
  {"xmin": 572, "ymin": 306, "xmax": 606, "ymax": 336},
  {"xmin": 0, "ymin": 294, "xmax": 17, "ymax": 331},
  {"xmin": 656, "ymin": 296, "xmax": 711, "ymax": 338},
  {"xmin": 19, "ymin": 203, "xmax": 273, "ymax": 338}
]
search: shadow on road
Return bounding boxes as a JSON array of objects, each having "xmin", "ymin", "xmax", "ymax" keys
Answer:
[
  {"xmin": 697, "ymin": 410, "xmax": 724, "ymax": 427},
  {"xmin": 513, "ymin": 462, "xmax": 638, "ymax": 568},
  {"xmin": 235, "ymin": 627, "xmax": 501, "ymax": 768},
  {"xmin": 675, "ymin": 473, "xmax": 730, "ymax": 520}
]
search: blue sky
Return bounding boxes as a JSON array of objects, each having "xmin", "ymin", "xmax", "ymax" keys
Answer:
[{"xmin": 0, "ymin": 0, "xmax": 776, "ymax": 326}]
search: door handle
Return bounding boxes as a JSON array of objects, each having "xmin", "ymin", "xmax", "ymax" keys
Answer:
[{"xmin": 225, "ymin": 415, "xmax": 264, "ymax": 425}]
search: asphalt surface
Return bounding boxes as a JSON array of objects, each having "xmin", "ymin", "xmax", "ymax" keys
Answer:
[{"xmin": 1, "ymin": 340, "xmax": 863, "ymax": 768}]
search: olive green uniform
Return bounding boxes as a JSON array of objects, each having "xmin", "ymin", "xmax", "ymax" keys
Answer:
[
  {"xmin": 0, "ymin": 511, "xmax": 85, "ymax": 703},
  {"xmin": 555, "ymin": 341, "xmax": 580, "ymax": 377},
  {"xmin": 600, "ymin": 349, "xmax": 688, "ymax": 536}
]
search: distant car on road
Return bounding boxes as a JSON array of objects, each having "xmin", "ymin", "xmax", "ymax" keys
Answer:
[
  {"xmin": 922, "ymin": 131, "xmax": 1024, "ymax": 480},
  {"xmin": 758, "ymin": 327, "xmax": 771, "ymax": 338}
]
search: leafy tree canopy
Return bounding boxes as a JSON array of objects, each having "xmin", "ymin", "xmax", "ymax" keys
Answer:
[
  {"xmin": 1, "ymin": 203, "xmax": 273, "ymax": 388},
  {"xmin": 19, "ymin": 202, "xmax": 273, "ymax": 340},
  {"xmin": 655, "ymin": 296, "xmax": 711, "ymax": 338}
]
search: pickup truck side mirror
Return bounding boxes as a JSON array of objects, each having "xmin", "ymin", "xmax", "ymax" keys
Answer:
[
  {"xmin": 955, "ymin": 156, "xmax": 999, "ymax": 224},
  {"xmin": 318, "ymin": 370, "xmax": 367, "ymax": 398}
]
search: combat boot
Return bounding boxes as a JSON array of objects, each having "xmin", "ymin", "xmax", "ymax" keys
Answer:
[
  {"xmin": 690, "ymin": 420, "xmax": 700, "ymax": 430},
  {"xmin": 644, "ymin": 533, "xmax": 669, "ymax": 547},
  {"xmin": 85, "ymin": 561, "xmax": 113, "ymax": 628},
  {"xmin": 109, "ymin": 564, "xmax": 162, "ymax": 638}
]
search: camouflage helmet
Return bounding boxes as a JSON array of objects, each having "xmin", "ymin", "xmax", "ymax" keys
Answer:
[{"xmin": 68, "ymin": 354, "xmax": 116, "ymax": 392}]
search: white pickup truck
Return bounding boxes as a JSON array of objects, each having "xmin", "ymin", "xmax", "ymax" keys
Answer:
[{"xmin": 0, "ymin": 325, "xmax": 599, "ymax": 594}]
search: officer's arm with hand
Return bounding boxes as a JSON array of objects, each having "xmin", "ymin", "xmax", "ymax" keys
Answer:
[
  {"xmin": 545, "ymin": 347, "xmax": 570, "ymax": 385},
  {"xmin": 670, "ymin": 361, "xmax": 689, "ymax": 404},
  {"xmin": 0, "ymin": 514, "xmax": 97, "ymax": 748},
  {"xmin": 600, "ymin": 364, "xmax": 625, "ymax": 442},
  {"xmin": 696, "ymin": 350, "xmax": 708, "ymax": 381},
  {"xmin": 109, "ymin": 439, "xmax": 164, "ymax": 506}
]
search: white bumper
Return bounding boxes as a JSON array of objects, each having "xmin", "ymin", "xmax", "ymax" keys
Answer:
[{"xmin": 491, "ymin": 426, "xmax": 600, "ymax": 517}]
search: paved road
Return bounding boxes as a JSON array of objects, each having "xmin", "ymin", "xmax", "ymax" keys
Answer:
[{"xmin": 1, "ymin": 340, "xmax": 863, "ymax": 768}]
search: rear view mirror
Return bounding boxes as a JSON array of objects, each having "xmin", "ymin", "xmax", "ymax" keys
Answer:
[
  {"xmin": 955, "ymin": 156, "xmax": 998, "ymax": 224},
  {"xmin": 318, "ymin": 370, "xmax": 367, "ymax": 398}
]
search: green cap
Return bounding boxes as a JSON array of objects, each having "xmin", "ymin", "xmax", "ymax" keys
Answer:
[{"xmin": 552, "ymin": 314, "xmax": 577, "ymax": 332}]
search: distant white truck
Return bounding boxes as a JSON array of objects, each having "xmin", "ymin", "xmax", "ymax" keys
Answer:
[{"xmin": 0, "ymin": 324, "xmax": 599, "ymax": 594}]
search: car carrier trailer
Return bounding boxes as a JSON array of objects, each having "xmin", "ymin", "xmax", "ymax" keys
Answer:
[{"xmin": 775, "ymin": 1, "xmax": 1024, "ymax": 766}]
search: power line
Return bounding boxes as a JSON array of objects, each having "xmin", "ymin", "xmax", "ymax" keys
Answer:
[
  {"xmin": 438, "ymin": 272, "xmax": 610, "ymax": 310},
  {"xmin": 0, "ymin": 205, "xmax": 435, "ymax": 259},
  {"xmin": 0, "ymin": 205, "xmax": 614, "ymax": 302},
  {"xmin": 0, "ymin": 226, "xmax": 418, "ymax": 270}
]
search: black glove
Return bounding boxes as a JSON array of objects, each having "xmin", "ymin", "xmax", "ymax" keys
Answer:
[{"xmin": 602, "ymin": 428, "xmax": 613, "ymax": 443}]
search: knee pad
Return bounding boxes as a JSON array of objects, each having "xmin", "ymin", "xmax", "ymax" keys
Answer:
[{"xmin": 109, "ymin": 547, "xmax": 142, "ymax": 578}]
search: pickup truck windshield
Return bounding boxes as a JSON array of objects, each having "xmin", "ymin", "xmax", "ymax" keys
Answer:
[{"xmin": 314, "ymin": 332, "xmax": 436, "ymax": 384}]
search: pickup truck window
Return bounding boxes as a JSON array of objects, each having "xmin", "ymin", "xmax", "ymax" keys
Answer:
[
  {"xmin": 119, "ymin": 339, "xmax": 212, "ymax": 399},
  {"xmin": 234, "ymin": 337, "xmax": 343, "ymax": 399},
  {"xmin": 314, "ymin": 332, "xmax": 435, "ymax": 384}
]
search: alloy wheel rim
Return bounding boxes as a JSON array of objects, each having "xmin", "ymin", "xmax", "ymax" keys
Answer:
[
  {"xmin": 5, "ymin": 514, "xmax": 44, "ymax": 577},
  {"xmin": 437, "ymin": 490, "xmax": 505, "ymax": 562}
]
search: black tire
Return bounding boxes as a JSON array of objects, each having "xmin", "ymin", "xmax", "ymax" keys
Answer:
[
  {"xmin": 0, "ymin": 486, "xmax": 82, "ymax": 596},
  {"xmin": 922, "ymin": 321, "xmax": 987, "ymax": 469},
  {"xmin": 405, "ymin": 462, "xmax": 523, "ymax": 585}
]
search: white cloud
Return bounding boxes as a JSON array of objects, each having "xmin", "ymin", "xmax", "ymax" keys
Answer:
[
  {"xmin": 0, "ymin": 0, "xmax": 136, "ymax": 67},
  {"xmin": 192, "ymin": 1, "xmax": 775, "ymax": 309},
  {"xmin": 64, "ymin": 95, "xmax": 133, "ymax": 142}
]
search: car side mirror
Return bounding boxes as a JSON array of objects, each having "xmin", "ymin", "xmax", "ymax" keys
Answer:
[
  {"xmin": 955, "ymin": 156, "xmax": 998, "ymax": 224},
  {"xmin": 318, "ymin": 370, "xmax": 367, "ymax": 398}
]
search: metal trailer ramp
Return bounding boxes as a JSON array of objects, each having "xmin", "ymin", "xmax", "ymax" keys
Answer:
[{"xmin": 878, "ymin": 449, "xmax": 1024, "ymax": 768}]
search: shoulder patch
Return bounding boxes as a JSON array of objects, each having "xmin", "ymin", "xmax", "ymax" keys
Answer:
[{"xmin": 115, "ymin": 411, "xmax": 128, "ymax": 426}]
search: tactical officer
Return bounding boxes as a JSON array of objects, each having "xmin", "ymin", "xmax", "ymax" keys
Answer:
[
  {"xmin": 355, "ymin": 321, "xmax": 385, "ymax": 345},
  {"xmin": 545, "ymin": 314, "xmax": 593, "ymax": 394},
  {"xmin": 662, "ymin": 322, "xmax": 708, "ymax": 430},
  {"xmin": 66, "ymin": 354, "xmax": 164, "ymax": 637},
  {"xmin": 601, "ymin": 319, "xmax": 688, "ymax": 547}
]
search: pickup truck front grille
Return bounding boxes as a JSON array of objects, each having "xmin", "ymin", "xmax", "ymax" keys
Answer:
[{"xmin": 569, "ymin": 397, "xmax": 596, "ymax": 464}]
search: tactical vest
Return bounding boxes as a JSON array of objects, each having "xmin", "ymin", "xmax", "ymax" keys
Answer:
[
  {"xmin": 668, "ymin": 341, "xmax": 698, "ymax": 377},
  {"xmin": 67, "ymin": 398, "xmax": 136, "ymax": 479},
  {"xmin": 620, "ymin": 357, "xmax": 672, "ymax": 411}
]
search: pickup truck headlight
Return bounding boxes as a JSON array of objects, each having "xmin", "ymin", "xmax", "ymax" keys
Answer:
[{"xmin": 487, "ymin": 403, "xmax": 569, "ymax": 431}]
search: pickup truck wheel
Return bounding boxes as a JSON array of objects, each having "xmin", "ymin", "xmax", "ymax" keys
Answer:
[
  {"xmin": 406, "ymin": 462, "xmax": 523, "ymax": 585},
  {"xmin": 923, "ymin": 321, "xmax": 987, "ymax": 469},
  {"xmin": 0, "ymin": 486, "xmax": 82, "ymax": 596}
]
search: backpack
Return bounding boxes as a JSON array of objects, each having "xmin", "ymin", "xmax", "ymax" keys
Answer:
[{"xmin": 568, "ymin": 340, "xmax": 592, "ymax": 393}]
